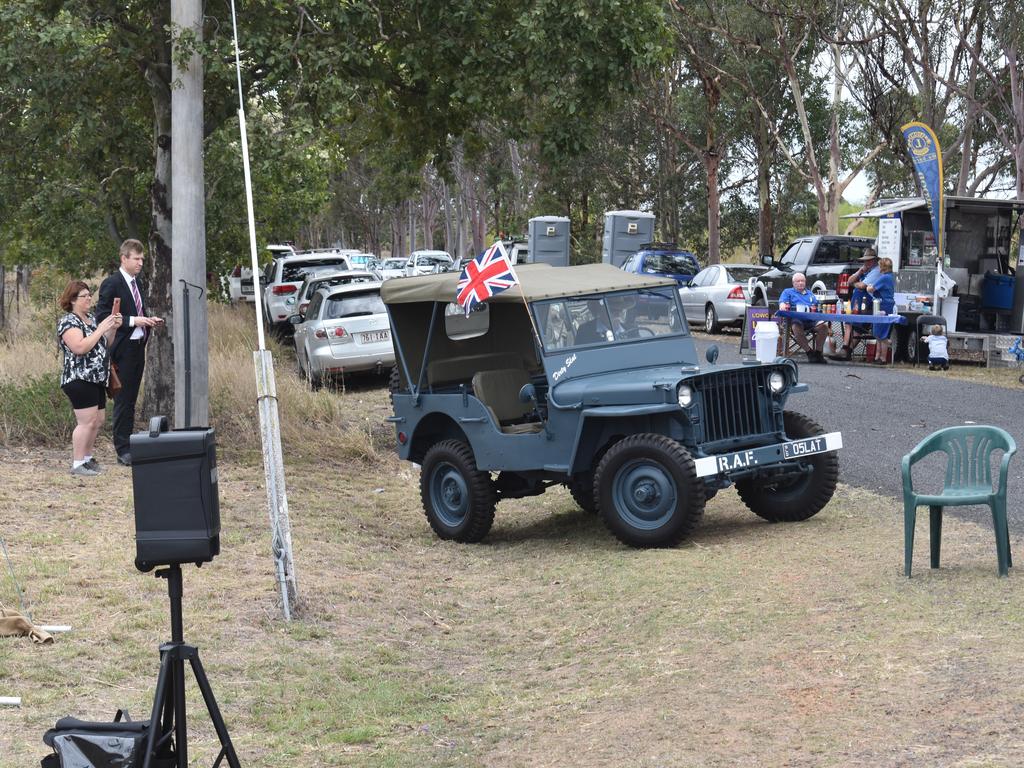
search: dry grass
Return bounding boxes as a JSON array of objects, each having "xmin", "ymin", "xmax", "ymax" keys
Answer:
[
  {"xmin": 0, "ymin": 298, "xmax": 62, "ymax": 386},
  {"xmin": 0, "ymin": 298, "xmax": 390, "ymax": 462},
  {"xmin": 207, "ymin": 304, "xmax": 390, "ymax": 463},
  {"xmin": 3, "ymin": 430, "xmax": 1024, "ymax": 766},
  {"xmin": 3, "ymin": 293, "xmax": 1024, "ymax": 765}
]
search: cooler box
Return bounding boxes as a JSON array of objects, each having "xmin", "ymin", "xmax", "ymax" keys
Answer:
[{"xmin": 981, "ymin": 272, "xmax": 1014, "ymax": 310}]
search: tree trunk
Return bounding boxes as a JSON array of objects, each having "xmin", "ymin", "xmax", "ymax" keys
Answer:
[
  {"xmin": 143, "ymin": 3, "xmax": 175, "ymax": 424},
  {"xmin": 0, "ymin": 265, "xmax": 5, "ymax": 330},
  {"xmin": 704, "ymin": 74, "xmax": 721, "ymax": 264},
  {"xmin": 755, "ymin": 108, "xmax": 774, "ymax": 259},
  {"xmin": 16, "ymin": 265, "xmax": 29, "ymax": 303},
  {"xmin": 705, "ymin": 152, "xmax": 721, "ymax": 265}
]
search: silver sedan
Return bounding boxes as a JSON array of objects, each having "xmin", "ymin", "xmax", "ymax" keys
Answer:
[{"xmin": 679, "ymin": 264, "xmax": 768, "ymax": 333}]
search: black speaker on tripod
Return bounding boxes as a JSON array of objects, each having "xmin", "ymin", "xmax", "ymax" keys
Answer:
[
  {"xmin": 132, "ymin": 416, "xmax": 220, "ymax": 572},
  {"xmin": 129, "ymin": 417, "xmax": 241, "ymax": 768}
]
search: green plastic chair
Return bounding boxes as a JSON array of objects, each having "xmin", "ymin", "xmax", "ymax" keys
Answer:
[{"xmin": 902, "ymin": 425, "xmax": 1017, "ymax": 577}]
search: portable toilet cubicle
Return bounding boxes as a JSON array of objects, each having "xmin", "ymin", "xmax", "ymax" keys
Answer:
[
  {"xmin": 528, "ymin": 216, "xmax": 571, "ymax": 267},
  {"xmin": 602, "ymin": 210, "xmax": 655, "ymax": 267}
]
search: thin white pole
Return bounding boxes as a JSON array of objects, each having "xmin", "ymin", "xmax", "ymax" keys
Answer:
[{"xmin": 229, "ymin": 0, "xmax": 297, "ymax": 619}]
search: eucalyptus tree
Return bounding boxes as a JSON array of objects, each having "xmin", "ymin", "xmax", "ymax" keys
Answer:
[
  {"xmin": 845, "ymin": 0, "xmax": 992, "ymax": 196},
  {"xmin": 1, "ymin": 0, "xmax": 669, "ymax": 414}
]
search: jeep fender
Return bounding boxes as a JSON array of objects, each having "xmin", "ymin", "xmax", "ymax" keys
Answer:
[
  {"xmin": 567, "ymin": 406, "xmax": 686, "ymax": 474},
  {"xmin": 407, "ymin": 412, "xmax": 469, "ymax": 464}
]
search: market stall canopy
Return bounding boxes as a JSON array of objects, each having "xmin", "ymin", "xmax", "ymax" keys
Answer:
[
  {"xmin": 843, "ymin": 196, "xmax": 1024, "ymax": 219},
  {"xmin": 842, "ymin": 198, "xmax": 926, "ymax": 218},
  {"xmin": 381, "ymin": 263, "xmax": 677, "ymax": 304}
]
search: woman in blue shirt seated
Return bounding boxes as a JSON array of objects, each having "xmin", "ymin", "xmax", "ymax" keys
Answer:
[{"xmin": 778, "ymin": 272, "xmax": 828, "ymax": 364}]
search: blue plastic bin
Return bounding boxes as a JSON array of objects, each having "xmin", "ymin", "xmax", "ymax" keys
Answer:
[{"xmin": 982, "ymin": 272, "xmax": 1014, "ymax": 310}]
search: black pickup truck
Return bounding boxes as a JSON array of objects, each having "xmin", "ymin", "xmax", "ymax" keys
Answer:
[{"xmin": 751, "ymin": 234, "xmax": 876, "ymax": 309}]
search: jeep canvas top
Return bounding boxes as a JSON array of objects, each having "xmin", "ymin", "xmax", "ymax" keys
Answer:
[{"xmin": 384, "ymin": 263, "xmax": 841, "ymax": 548}]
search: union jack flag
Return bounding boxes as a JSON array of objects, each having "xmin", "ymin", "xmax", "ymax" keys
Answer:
[{"xmin": 456, "ymin": 241, "xmax": 519, "ymax": 316}]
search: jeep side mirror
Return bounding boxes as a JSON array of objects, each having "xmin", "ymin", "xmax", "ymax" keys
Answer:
[
  {"xmin": 705, "ymin": 345, "xmax": 720, "ymax": 365},
  {"xmin": 518, "ymin": 383, "xmax": 536, "ymax": 404},
  {"xmin": 760, "ymin": 253, "xmax": 775, "ymax": 267}
]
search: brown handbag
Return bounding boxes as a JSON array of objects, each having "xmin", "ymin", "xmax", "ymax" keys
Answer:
[{"xmin": 106, "ymin": 363, "xmax": 122, "ymax": 399}]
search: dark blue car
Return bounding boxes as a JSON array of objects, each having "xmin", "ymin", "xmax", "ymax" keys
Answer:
[{"xmin": 620, "ymin": 245, "xmax": 701, "ymax": 287}]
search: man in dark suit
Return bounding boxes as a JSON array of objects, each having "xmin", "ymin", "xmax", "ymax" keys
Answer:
[{"xmin": 96, "ymin": 239, "xmax": 164, "ymax": 466}]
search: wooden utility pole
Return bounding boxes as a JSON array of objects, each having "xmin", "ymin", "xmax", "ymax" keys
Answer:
[{"xmin": 171, "ymin": 0, "xmax": 209, "ymax": 427}]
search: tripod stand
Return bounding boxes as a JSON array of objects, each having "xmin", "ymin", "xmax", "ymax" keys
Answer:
[{"xmin": 141, "ymin": 565, "xmax": 241, "ymax": 768}]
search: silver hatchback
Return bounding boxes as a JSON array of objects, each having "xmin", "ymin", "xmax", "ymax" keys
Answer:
[{"xmin": 291, "ymin": 282, "xmax": 394, "ymax": 388}]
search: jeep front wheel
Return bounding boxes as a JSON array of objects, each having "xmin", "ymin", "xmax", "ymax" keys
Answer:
[
  {"xmin": 594, "ymin": 434, "xmax": 705, "ymax": 547},
  {"xmin": 566, "ymin": 474, "xmax": 597, "ymax": 514},
  {"xmin": 420, "ymin": 440, "xmax": 496, "ymax": 542},
  {"xmin": 735, "ymin": 411, "xmax": 839, "ymax": 522}
]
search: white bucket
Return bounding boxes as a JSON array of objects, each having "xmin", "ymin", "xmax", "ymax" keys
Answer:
[{"xmin": 754, "ymin": 320, "xmax": 780, "ymax": 363}]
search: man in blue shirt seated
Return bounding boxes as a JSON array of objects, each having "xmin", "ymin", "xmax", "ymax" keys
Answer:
[{"xmin": 778, "ymin": 272, "xmax": 828, "ymax": 364}]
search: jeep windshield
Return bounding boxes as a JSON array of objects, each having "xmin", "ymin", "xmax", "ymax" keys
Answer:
[{"xmin": 534, "ymin": 287, "xmax": 686, "ymax": 352}]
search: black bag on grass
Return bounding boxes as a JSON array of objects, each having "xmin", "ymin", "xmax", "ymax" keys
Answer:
[{"xmin": 40, "ymin": 710, "xmax": 176, "ymax": 768}]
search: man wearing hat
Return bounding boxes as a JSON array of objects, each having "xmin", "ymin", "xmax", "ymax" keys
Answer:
[{"xmin": 829, "ymin": 247, "xmax": 879, "ymax": 361}]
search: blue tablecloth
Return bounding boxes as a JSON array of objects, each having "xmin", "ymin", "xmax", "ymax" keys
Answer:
[{"xmin": 775, "ymin": 309, "xmax": 907, "ymax": 326}]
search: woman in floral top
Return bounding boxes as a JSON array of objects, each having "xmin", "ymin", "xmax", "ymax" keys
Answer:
[{"xmin": 57, "ymin": 280, "xmax": 122, "ymax": 476}]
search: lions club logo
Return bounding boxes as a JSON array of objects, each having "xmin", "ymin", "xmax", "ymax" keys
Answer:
[{"xmin": 907, "ymin": 130, "xmax": 931, "ymax": 156}]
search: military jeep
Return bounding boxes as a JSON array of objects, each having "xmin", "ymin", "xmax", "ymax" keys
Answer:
[{"xmin": 382, "ymin": 264, "xmax": 841, "ymax": 548}]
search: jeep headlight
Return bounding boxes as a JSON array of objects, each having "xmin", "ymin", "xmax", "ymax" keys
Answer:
[
  {"xmin": 677, "ymin": 383, "xmax": 694, "ymax": 408},
  {"xmin": 768, "ymin": 371, "xmax": 786, "ymax": 394}
]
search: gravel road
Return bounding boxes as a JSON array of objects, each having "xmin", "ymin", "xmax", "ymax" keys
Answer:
[{"xmin": 693, "ymin": 332, "xmax": 1024, "ymax": 533}]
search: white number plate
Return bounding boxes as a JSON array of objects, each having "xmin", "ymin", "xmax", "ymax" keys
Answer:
[
  {"xmin": 693, "ymin": 432, "xmax": 842, "ymax": 478},
  {"xmin": 360, "ymin": 330, "xmax": 390, "ymax": 344},
  {"xmin": 782, "ymin": 434, "xmax": 838, "ymax": 459}
]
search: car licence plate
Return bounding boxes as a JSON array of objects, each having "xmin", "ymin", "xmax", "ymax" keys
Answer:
[
  {"xmin": 360, "ymin": 330, "xmax": 390, "ymax": 344},
  {"xmin": 782, "ymin": 433, "xmax": 842, "ymax": 459},
  {"xmin": 693, "ymin": 432, "xmax": 842, "ymax": 477},
  {"xmin": 241, "ymin": 284, "xmax": 254, "ymax": 294}
]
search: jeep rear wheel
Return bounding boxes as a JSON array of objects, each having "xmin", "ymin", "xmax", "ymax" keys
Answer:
[
  {"xmin": 388, "ymin": 366, "xmax": 402, "ymax": 406},
  {"xmin": 735, "ymin": 410, "xmax": 838, "ymax": 522},
  {"xmin": 594, "ymin": 434, "xmax": 705, "ymax": 547},
  {"xmin": 420, "ymin": 440, "xmax": 496, "ymax": 542}
]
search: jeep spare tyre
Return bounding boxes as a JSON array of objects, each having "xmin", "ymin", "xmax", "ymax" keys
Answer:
[
  {"xmin": 735, "ymin": 410, "xmax": 839, "ymax": 522},
  {"xmin": 594, "ymin": 434, "xmax": 706, "ymax": 547},
  {"xmin": 420, "ymin": 440, "xmax": 496, "ymax": 543}
]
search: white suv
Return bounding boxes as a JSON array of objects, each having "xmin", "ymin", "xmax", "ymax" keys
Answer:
[
  {"xmin": 262, "ymin": 253, "xmax": 352, "ymax": 331},
  {"xmin": 404, "ymin": 250, "xmax": 453, "ymax": 276}
]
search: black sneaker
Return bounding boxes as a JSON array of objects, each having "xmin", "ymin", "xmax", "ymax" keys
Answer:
[
  {"xmin": 117, "ymin": 453, "xmax": 132, "ymax": 467},
  {"xmin": 84, "ymin": 458, "xmax": 102, "ymax": 472}
]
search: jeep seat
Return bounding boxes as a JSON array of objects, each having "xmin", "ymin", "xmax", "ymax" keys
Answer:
[{"xmin": 471, "ymin": 369, "xmax": 543, "ymax": 434}]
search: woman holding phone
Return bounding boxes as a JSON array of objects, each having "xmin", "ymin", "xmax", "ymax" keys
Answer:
[{"xmin": 56, "ymin": 280, "xmax": 122, "ymax": 475}]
